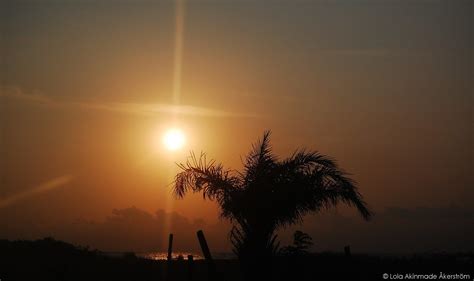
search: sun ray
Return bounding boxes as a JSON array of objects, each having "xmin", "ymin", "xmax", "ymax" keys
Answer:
[
  {"xmin": 172, "ymin": 0, "xmax": 185, "ymax": 107},
  {"xmin": 163, "ymin": 0, "xmax": 187, "ymax": 248}
]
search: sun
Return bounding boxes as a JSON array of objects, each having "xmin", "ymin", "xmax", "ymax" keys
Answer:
[{"xmin": 163, "ymin": 128, "xmax": 186, "ymax": 151}]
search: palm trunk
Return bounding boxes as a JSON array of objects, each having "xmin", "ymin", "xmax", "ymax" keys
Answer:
[{"xmin": 233, "ymin": 221, "xmax": 276, "ymax": 281}]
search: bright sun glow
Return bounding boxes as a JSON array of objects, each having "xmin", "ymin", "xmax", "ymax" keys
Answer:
[{"xmin": 163, "ymin": 128, "xmax": 186, "ymax": 151}]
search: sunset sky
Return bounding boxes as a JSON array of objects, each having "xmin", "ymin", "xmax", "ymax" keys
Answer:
[{"xmin": 1, "ymin": 0, "xmax": 472, "ymax": 253}]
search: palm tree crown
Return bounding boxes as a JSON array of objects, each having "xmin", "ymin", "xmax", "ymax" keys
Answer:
[{"xmin": 173, "ymin": 131, "xmax": 372, "ymax": 260}]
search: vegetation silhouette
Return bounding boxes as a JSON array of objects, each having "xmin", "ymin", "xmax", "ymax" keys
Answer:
[
  {"xmin": 280, "ymin": 230, "xmax": 313, "ymax": 257},
  {"xmin": 173, "ymin": 131, "xmax": 372, "ymax": 279},
  {"xmin": 1, "ymin": 237, "xmax": 473, "ymax": 281}
]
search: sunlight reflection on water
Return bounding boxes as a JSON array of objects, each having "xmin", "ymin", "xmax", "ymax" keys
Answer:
[
  {"xmin": 139, "ymin": 252, "xmax": 204, "ymax": 260},
  {"xmin": 103, "ymin": 251, "xmax": 236, "ymax": 260},
  {"xmin": 138, "ymin": 252, "xmax": 236, "ymax": 260}
]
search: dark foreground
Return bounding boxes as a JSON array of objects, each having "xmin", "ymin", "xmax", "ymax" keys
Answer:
[{"xmin": 1, "ymin": 238, "xmax": 473, "ymax": 281}]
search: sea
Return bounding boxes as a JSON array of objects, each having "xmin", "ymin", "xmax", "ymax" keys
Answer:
[{"xmin": 103, "ymin": 251, "xmax": 236, "ymax": 260}]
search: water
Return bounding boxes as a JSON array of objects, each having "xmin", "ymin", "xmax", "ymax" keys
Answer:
[
  {"xmin": 139, "ymin": 252, "xmax": 236, "ymax": 260},
  {"xmin": 102, "ymin": 251, "xmax": 236, "ymax": 260},
  {"xmin": 139, "ymin": 252, "xmax": 204, "ymax": 260}
]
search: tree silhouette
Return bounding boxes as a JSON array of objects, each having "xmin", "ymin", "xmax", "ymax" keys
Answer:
[
  {"xmin": 173, "ymin": 131, "xmax": 372, "ymax": 276},
  {"xmin": 281, "ymin": 230, "xmax": 314, "ymax": 256}
]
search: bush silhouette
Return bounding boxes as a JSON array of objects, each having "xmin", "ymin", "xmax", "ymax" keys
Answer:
[{"xmin": 281, "ymin": 230, "xmax": 314, "ymax": 256}]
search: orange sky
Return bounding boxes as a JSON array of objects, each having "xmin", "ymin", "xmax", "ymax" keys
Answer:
[{"xmin": 1, "ymin": 0, "xmax": 472, "ymax": 253}]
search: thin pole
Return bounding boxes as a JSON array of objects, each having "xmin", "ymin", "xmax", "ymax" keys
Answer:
[{"xmin": 167, "ymin": 233, "xmax": 174, "ymax": 261}]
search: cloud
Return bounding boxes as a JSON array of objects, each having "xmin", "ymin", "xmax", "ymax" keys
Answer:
[
  {"xmin": 321, "ymin": 48, "xmax": 434, "ymax": 57},
  {"xmin": 383, "ymin": 206, "xmax": 474, "ymax": 220},
  {"xmin": 0, "ymin": 87, "xmax": 258, "ymax": 118},
  {"xmin": 1, "ymin": 204, "xmax": 472, "ymax": 254},
  {"xmin": 0, "ymin": 175, "xmax": 74, "ymax": 208},
  {"xmin": 58, "ymin": 207, "xmax": 231, "ymax": 252}
]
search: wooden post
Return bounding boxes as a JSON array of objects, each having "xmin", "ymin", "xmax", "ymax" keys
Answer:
[
  {"xmin": 197, "ymin": 230, "xmax": 212, "ymax": 260},
  {"xmin": 187, "ymin": 255, "xmax": 194, "ymax": 281},
  {"xmin": 165, "ymin": 233, "xmax": 174, "ymax": 281},
  {"xmin": 167, "ymin": 233, "xmax": 174, "ymax": 261},
  {"xmin": 344, "ymin": 245, "xmax": 351, "ymax": 257},
  {"xmin": 196, "ymin": 230, "xmax": 216, "ymax": 280}
]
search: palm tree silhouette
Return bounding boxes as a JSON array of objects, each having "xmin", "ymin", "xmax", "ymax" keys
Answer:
[{"xmin": 173, "ymin": 131, "xmax": 371, "ymax": 275}]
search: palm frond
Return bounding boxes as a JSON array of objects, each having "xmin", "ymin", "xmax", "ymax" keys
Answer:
[
  {"xmin": 173, "ymin": 152, "xmax": 240, "ymax": 206},
  {"xmin": 283, "ymin": 149, "xmax": 337, "ymax": 172},
  {"xmin": 318, "ymin": 168, "xmax": 372, "ymax": 220},
  {"xmin": 266, "ymin": 152, "xmax": 372, "ymax": 227},
  {"xmin": 229, "ymin": 225, "xmax": 245, "ymax": 256},
  {"xmin": 242, "ymin": 130, "xmax": 277, "ymax": 185}
]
